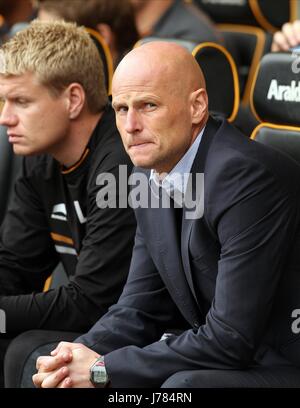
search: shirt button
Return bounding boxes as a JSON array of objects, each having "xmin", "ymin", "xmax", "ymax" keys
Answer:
[{"xmin": 193, "ymin": 322, "xmax": 200, "ymax": 329}]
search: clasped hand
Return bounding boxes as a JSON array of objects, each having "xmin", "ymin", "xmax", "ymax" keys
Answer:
[{"xmin": 32, "ymin": 342, "xmax": 100, "ymax": 388}]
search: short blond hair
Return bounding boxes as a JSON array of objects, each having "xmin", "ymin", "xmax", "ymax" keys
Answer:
[{"xmin": 0, "ymin": 20, "xmax": 108, "ymax": 113}]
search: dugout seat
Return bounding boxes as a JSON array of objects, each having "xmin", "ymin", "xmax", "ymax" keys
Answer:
[
  {"xmin": 249, "ymin": 0, "xmax": 300, "ymax": 33},
  {"xmin": 194, "ymin": 0, "xmax": 258, "ymax": 26},
  {"xmin": 195, "ymin": 0, "xmax": 300, "ymax": 33},
  {"xmin": 217, "ymin": 24, "xmax": 272, "ymax": 136},
  {"xmin": 250, "ymin": 52, "xmax": 300, "ymax": 163},
  {"xmin": 218, "ymin": 24, "xmax": 272, "ymax": 105}
]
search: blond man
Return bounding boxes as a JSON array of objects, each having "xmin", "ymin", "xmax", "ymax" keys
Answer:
[{"xmin": 0, "ymin": 20, "xmax": 135, "ymax": 387}]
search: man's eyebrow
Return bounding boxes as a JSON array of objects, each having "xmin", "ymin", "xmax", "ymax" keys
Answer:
[
  {"xmin": 0, "ymin": 91, "xmax": 13, "ymax": 99},
  {"xmin": 113, "ymin": 95, "xmax": 159, "ymax": 105},
  {"xmin": 112, "ymin": 100, "xmax": 126, "ymax": 108},
  {"xmin": 2, "ymin": 91, "xmax": 30, "ymax": 100}
]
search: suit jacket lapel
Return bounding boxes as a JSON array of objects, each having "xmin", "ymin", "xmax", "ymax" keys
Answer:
[
  {"xmin": 152, "ymin": 196, "xmax": 201, "ymax": 327},
  {"xmin": 181, "ymin": 211, "xmax": 198, "ymax": 305},
  {"xmin": 181, "ymin": 117, "xmax": 221, "ymax": 315}
]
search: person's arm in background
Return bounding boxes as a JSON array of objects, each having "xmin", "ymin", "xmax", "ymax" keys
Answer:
[
  {"xmin": 0, "ymin": 150, "xmax": 136, "ymax": 334},
  {"xmin": 271, "ymin": 20, "xmax": 300, "ymax": 51}
]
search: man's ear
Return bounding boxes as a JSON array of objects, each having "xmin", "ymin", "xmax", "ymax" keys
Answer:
[
  {"xmin": 65, "ymin": 83, "xmax": 86, "ymax": 120},
  {"xmin": 190, "ymin": 88, "xmax": 208, "ymax": 124}
]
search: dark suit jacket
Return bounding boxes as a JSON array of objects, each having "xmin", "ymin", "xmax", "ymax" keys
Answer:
[{"xmin": 77, "ymin": 117, "xmax": 300, "ymax": 387}]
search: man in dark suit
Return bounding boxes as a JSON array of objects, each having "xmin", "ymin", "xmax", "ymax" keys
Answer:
[{"xmin": 33, "ymin": 41, "xmax": 300, "ymax": 388}]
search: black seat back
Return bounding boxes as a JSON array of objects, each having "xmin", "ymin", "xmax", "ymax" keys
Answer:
[
  {"xmin": 194, "ymin": 0, "xmax": 258, "ymax": 25},
  {"xmin": 195, "ymin": 0, "xmax": 300, "ymax": 33},
  {"xmin": 218, "ymin": 24, "xmax": 272, "ymax": 105},
  {"xmin": 192, "ymin": 41, "xmax": 239, "ymax": 122},
  {"xmin": 250, "ymin": 52, "xmax": 300, "ymax": 163},
  {"xmin": 249, "ymin": 0, "xmax": 300, "ymax": 33}
]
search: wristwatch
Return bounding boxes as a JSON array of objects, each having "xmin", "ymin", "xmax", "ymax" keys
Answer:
[{"xmin": 89, "ymin": 356, "xmax": 110, "ymax": 388}]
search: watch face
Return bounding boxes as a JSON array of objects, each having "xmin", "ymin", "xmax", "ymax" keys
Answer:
[
  {"xmin": 94, "ymin": 369, "xmax": 107, "ymax": 383},
  {"xmin": 91, "ymin": 358, "xmax": 108, "ymax": 386}
]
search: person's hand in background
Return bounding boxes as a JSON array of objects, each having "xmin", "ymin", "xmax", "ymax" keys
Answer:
[{"xmin": 272, "ymin": 20, "xmax": 300, "ymax": 51}]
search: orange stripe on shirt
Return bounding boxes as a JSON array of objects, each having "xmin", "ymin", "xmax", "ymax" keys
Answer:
[{"xmin": 50, "ymin": 233, "xmax": 74, "ymax": 245}]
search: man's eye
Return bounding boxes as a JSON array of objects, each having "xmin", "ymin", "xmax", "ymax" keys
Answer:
[
  {"xmin": 116, "ymin": 106, "xmax": 128, "ymax": 113},
  {"xmin": 145, "ymin": 103, "xmax": 156, "ymax": 109},
  {"xmin": 16, "ymin": 98, "xmax": 29, "ymax": 106}
]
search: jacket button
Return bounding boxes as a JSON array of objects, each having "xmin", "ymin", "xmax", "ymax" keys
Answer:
[{"xmin": 193, "ymin": 322, "xmax": 199, "ymax": 329}]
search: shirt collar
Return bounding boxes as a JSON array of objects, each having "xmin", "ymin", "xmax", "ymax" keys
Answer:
[{"xmin": 149, "ymin": 126, "xmax": 205, "ymax": 200}]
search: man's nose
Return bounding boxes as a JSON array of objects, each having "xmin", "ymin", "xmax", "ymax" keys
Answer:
[
  {"xmin": 124, "ymin": 109, "xmax": 142, "ymax": 134},
  {"xmin": 0, "ymin": 102, "xmax": 18, "ymax": 127}
]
